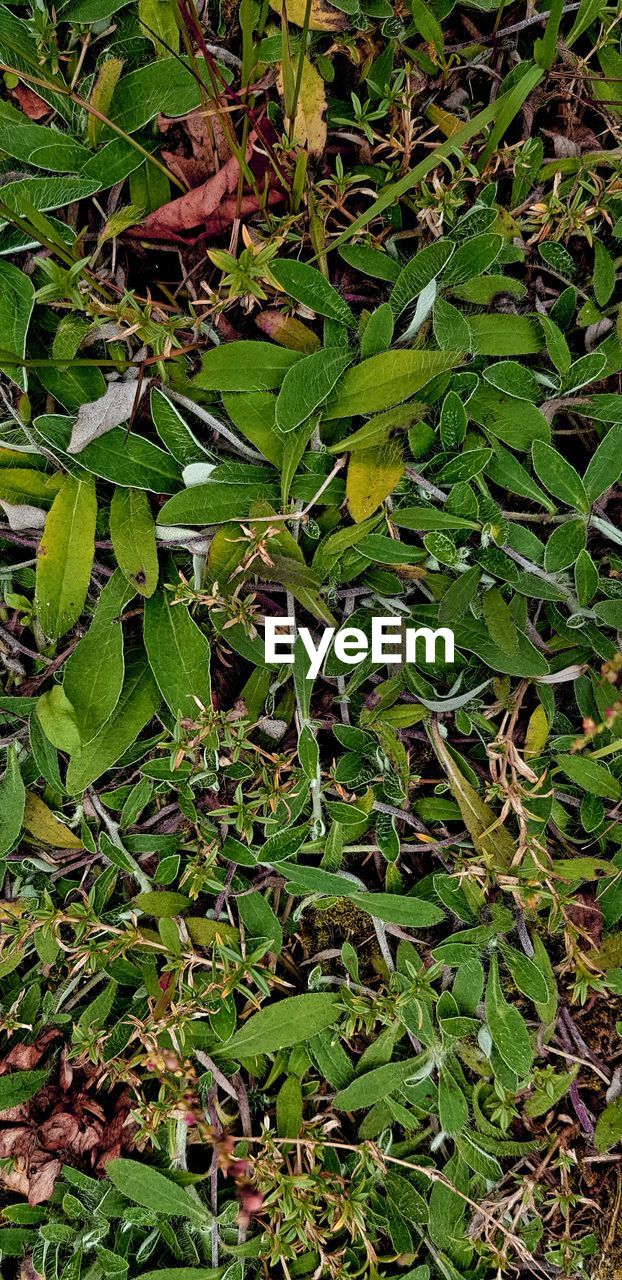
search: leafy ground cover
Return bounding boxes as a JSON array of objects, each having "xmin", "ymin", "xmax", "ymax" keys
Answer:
[{"xmin": 1, "ymin": 1, "xmax": 622, "ymax": 1278}]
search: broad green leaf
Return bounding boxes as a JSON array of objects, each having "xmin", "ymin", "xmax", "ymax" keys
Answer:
[
  {"xmin": 110, "ymin": 487, "xmax": 159, "ymax": 598},
  {"xmin": 269, "ymin": 259, "xmax": 355, "ymax": 327},
  {"xmin": 500, "ymin": 943, "xmax": 550, "ymax": 1004},
  {"xmin": 543, "ymin": 518, "xmax": 586, "ymax": 573},
  {"xmin": 594, "ymin": 599, "xmax": 622, "ymax": 629},
  {"xmin": 158, "ymin": 480, "xmax": 279, "ymax": 526},
  {"xmin": 481, "ymin": 587, "xmax": 517, "ymax": 656},
  {"xmin": 275, "ymin": 347, "xmax": 352, "ymax": 432},
  {"xmin": 35, "ymin": 474, "xmax": 97, "ymax": 641},
  {"xmin": 0, "ymin": 746, "xmax": 25, "ymax": 857},
  {"xmin": 439, "ymin": 391, "xmax": 466, "ymax": 448},
  {"xmin": 276, "ymin": 1075, "xmax": 303, "ymax": 1138},
  {"xmin": 66, "ymin": 649, "xmax": 160, "ymax": 793},
  {"xmin": 394, "ymin": 508, "xmax": 479, "ymax": 532},
  {"xmin": 0, "ymin": 100, "xmax": 90, "ymax": 172},
  {"xmin": 532, "ymin": 440, "xmax": 589, "ymax": 512},
  {"xmin": 36, "ymin": 685, "xmax": 81, "ymax": 755},
  {"xmin": 482, "ymin": 360, "xmax": 540, "ymax": 402},
  {"xmin": 385, "ymin": 1172, "xmax": 428, "ymax": 1224},
  {"xmin": 485, "ymin": 954, "xmax": 532, "ymax": 1079},
  {"xmin": 555, "ymin": 754, "xmax": 621, "ymax": 801},
  {"xmin": 64, "ymin": 570, "xmax": 132, "ymax": 744},
  {"xmin": 0, "ymin": 1068, "xmax": 48, "ymax": 1112},
  {"xmin": 390, "ymin": 239, "xmax": 454, "ymax": 316},
  {"xmin": 584, "ymin": 423, "xmax": 622, "ymax": 501},
  {"xmin": 134, "ymin": 891, "xmax": 190, "ymax": 917},
  {"xmin": 194, "ymin": 341, "xmax": 301, "ymax": 392},
  {"xmin": 0, "ymin": 467, "xmax": 61, "ymax": 508},
  {"xmin": 35, "ymin": 415, "xmax": 183, "ymax": 493},
  {"xmin": 346, "ymin": 444, "xmax": 404, "ymax": 522},
  {"xmin": 339, "ymin": 244, "xmax": 400, "ymax": 282},
  {"xmin": 468, "ymin": 314, "xmax": 543, "ymax": 356},
  {"xmin": 334, "ymin": 1055, "xmax": 427, "ymax": 1111},
  {"xmin": 438, "ymin": 566, "xmax": 481, "ymax": 625},
  {"xmin": 593, "ymin": 240, "xmax": 616, "ymax": 306},
  {"xmin": 438, "ymin": 1065, "xmax": 468, "ymax": 1136},
  {"xmin": 107, "ymin": 1159, "xmax": 210, "ymax": 1223},
  {"xmin": 0, "ymin": 261, "xmax": 34, "ymax": 391},
  {"xmin": 324, "ymin": 349, "xmax": 462, "ymax": 418},
  {"xmin": 144, "ymin": 588, "xmax": 212, "ymax": 719},
  {"xmin": 150, "ymin": 389, "xmax": 207, "ymax": 466},
  {"xmin": 434, "ymin": 297, "xmax": 471, "ymax": 350},
  {"xmin": 221, "ymin": 993, "xmax": 339, "ymax": 1058},
  {"xmin": 442, "ymin": 234, "xmax": 502, "ymax": 286},
  {"xmin": 137, "ymin": 1272, "xmax": 223, "ymax": 1280}
]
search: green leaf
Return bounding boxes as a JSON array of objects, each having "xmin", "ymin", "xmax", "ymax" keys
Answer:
[
  {"xmin": 438, "ymin": 1064, "xmax": 468, "ymax": 1136},
  {"xmin": 158, "ymin": 481, "xmax": 279, "ymax": 527},
  {"xmin": 481, "ymin": 587, "xmax": 517, "ymax": 655},
  {"xmin": 390, "ymin": 239, "xmax": 454, "ymax": 316},
  {"xmin": 110, "ymin": 487, "xmax": 159, "ymax": 598},
  {"xmin": 0, "ymin": 1068, "xmax": 49, "ymax": 1112},
  {"xmin": 594, "ymin": 1098, "xmax": 622, "ymax": 1153},
  {"xmin": 0, "ymin": 746, "xmax": 25, "ymax": 858},
  {"xmin": 439, "ymin": 391, "xmax": 466, "ymax": 449},
  {"xmin": 543, "ymin": 518, "xmax": 586, "ymax": 572},
  {"xmin": 36, "ymin": 685, "xmax": 81, "ymax": 755},
  {"xmin": 594, "ymin": 599, "xmax": 622, "ymax": 629},
  {"xmin": 500, "ymin": 943, "xmax": 550, "ymax": 1005},
  {"xmin": 442, "ymin": 234, "xmax": 502, "ymax": 286},
  {"xmin": 593, "ymin": 240, "xmax": 616, "ymax": 307},
  {"xmin": 276, "ymin": 1075, "xmax": 303, "ymax": 1137},
  {"xmin": 468, "ymin": 314, "xmax": 542, "ymax": 357},
  {"xmin": 35, "ymin": 474, "xmax": 97, "ymax": 641},
  {"xmin": 385, "ymin": 1171, "xmax": 428, "ymax": 1224},
  {"xmin": 0, "ymin": 101, "xmax": 91, "ymax": 172},
  {"xmin": 334, "ymin": 1055, "xmax": 427, "ymax": 1110},
  {"xmin": 324, "ymin": 349, "xmax": 462, "ymax": 418},
  {"xmin": 485, "ymin": 954, "xmax": 532, "ymax": 1079},
  {"xmin": 584, "ymin": 424, "xmax": 622, "ymax": 502},
  {"xmin": 137, "ymin": 1272, "xmax": 223, "ymax": 1280},
  {"xmin": 428, "ymin": 720, "xmax": 517, "ymax": 866},
  {"xmin": 107, "ymin": 1159, "xmax": 210, "ymax": 1223},
  {"xmin": 275, "ymin": 347, "xmax": 352, "ymax": 432},
  {"xmin": 482, "ymin": 360, "xmax": 540, "ymax": 402},
  {"xmin": 393, "ymin": 508, "xmax": 479, "ymax": 532},
  {"xmin": 531, "ymin": 441, "xmax": 589, "ymax": 512},
  {"xmin": 64, "ymin": 570, "xmax": 133, "ymax": 744},
  {"xmin": 35, "ymin": 415, "xmax": 183, "ymax": 493},
  {"xmin": 555, "ymin": 754, "xmax": 621, "ymax": 801},
  {"xmin": 269, "ymin": 259, "xmax": 355, "ymax": 327},
  {"xmin": 349, "ymin": 892, "xmax": 444, "ymax": 927},
  {"xmin": 0, "ymin": 261, "xmax": 34, "ymax": 391},
  {"xmin": 193, "ymin": 341, "xmax": 302, "ymax": 392},
  {"xmin": 144, "ymin": 588, "xmax": 212, "ymax": 720},
  {"xmin": 438, "ymin": 566, "xmax": 482, "ymax": 625},
  {"xmin": 221, "ymin": 993, "xmax": 339, "ymax": 1059},
  {"xmin": 151, "ymin": 389, "xmax": 206, "ymax": 466},
  {"xmin": 66, "ymin": 649, "xmax": 160, "ymax": 794},
  {"xmin": 134, "ymin": 891, "xmax": 190, "ymax": 917}
]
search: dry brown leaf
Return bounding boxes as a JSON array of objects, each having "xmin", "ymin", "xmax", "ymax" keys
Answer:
[
  {"xmin": 10, "ymin": 85, "xmax": 50, "ymax": 120},
  {"xmin": 277, "ymin": 56, "xmax": 327, "ymax": 156}
]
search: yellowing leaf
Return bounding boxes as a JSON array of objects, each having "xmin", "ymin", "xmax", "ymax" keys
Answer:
[
  {"xmin": 23, "ymin": 792, "xmax": 84, "ymax": 850},
  {"xmin": 268, "ymin": 0, "xmax": 346, "ymax": 29},
  {"xmin": 525, "ymin": 704, "xmax": 549, "ymax": 760},
  {"xmin": 346, "ymin": 445, "xmax": 404, "ymax": 523},
  {"xmin": 428, "ymin": 720, "xmax": 517, "ymax": 867},
  {"xmin": 278, "ymin": 56, "xmax": 327, "ymax": 156}
]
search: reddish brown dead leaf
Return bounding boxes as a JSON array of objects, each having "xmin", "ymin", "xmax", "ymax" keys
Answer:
[{"xmin": 11, "ymin": 85, "xmax": 50, "ymax": 120}]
